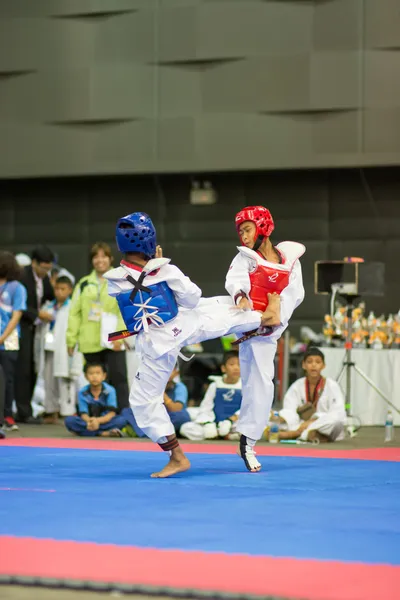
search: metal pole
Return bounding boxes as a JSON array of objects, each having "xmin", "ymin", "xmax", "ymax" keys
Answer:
[
  {"xmin": 344, "ymin": 303, "xmax": 354, "ymax": 415},
  {"xmin": 353, "ymin": 364, "xmax": 400, "ymax": 415}
]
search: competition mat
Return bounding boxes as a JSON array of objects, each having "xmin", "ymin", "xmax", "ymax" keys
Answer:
[{"xmin": 1, "ymin": 438, "xmax": 399, "ymax": 600}]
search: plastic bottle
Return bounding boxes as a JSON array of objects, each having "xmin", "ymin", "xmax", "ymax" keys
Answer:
[
  {"xmin": 269, "ymin": 411, "xmax": 280, "ymax": 444},
  {"xmin": 384, "ymin": 410, "xmax": 394, "ymax": 443}
]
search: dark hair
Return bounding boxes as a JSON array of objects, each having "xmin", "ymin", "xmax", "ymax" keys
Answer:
[
  {"xmin": 222, "ymin": 351, "xmax": 239, "ymax": 366},
  {"xmin": 31, "ymin": 245, "xmax": 55, "ymax": 264},
  {"xmin": 84, "ymin": 361, "xmax": 107, "ymax": 375},
  {"xmin": 0, "ymin": 251, "xmax": 22, "ymax": 281},
  {"xmin": 303, "ymin": 347, "xmax": 325, "ymax": 362},
  {"xmin": 90, "ymin": 242, "xmax": 113, "ymax": 263},
  {"xmin": 55, "ymin": 275, "xmax": 73, "ymax": 287}
]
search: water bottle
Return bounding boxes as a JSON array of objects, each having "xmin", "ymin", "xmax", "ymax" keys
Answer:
[
  {"xmin": 269, "ymin": 411, "xmax": 280, "ymax": 444},
  {"xmin": 384, "ymin": 410, "xmax": 394, "ymax": 443}
]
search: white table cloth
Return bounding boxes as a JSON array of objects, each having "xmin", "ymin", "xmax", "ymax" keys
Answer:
[{"xmin": 322, "ymin": 348, "xmax": 400, "ymax": 426}]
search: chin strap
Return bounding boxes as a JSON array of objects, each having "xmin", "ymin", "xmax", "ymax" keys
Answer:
[{"xmin": 252, "ymin": 234, "xmax": 265, "ymax": 252}]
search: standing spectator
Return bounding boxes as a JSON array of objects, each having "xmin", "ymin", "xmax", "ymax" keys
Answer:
[
  {"xmin": 15, "ymin": 245, "xmax": 55, "ymax": 423},
  {"xmin": 36, "ymin": 275, "xmax": 83, "ymax": 424},
  {"xmin": 66, "ymin": 242, "xmax": 129, "ymax": 410},
  {"xmin": 0, "ymin": 251, "xmax": 28, "ymax": 431}
]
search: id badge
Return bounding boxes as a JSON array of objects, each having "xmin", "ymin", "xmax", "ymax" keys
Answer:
[{"xmin": 88, "ymin": 302, "xmax": 102, "ymax": 322}]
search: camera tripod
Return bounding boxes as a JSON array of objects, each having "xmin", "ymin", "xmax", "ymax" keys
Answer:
[{"xmin": 336, "ymin": 298, "xmax": 400, "ymax": 435}]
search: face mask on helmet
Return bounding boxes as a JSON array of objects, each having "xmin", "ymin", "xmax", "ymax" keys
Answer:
[
  {"xmin": 116, "ymin": 212, "xmax": 157, "ymax": 258},
  {"xmin": 235, "ymin": 206, "xmax": 274, "ymax": 251}
]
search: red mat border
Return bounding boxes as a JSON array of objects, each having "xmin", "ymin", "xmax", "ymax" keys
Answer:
[
  {"xmin": 1, "ymin": 536, "xmax": 399, "ymax": 600},
  {"xmin": 2, "ymin": 438, "xmax": 400, "ymax": 461}
]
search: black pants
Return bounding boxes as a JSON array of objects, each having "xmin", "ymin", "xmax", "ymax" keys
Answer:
[
  {"xmin": 14, "ymin": 325, "xmax": 37, "ymax": 421},
  {"xmin": 83, "ymin": 350, "xmax": 129, "ymax": 410},
  {"xmin": 0, "ymin": 350, "xmax": 18, "ymax": 420}
]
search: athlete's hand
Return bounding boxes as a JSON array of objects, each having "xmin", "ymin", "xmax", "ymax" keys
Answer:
[
  {"xmin": 156, "ymin": 245, "xmax": 163, "ymax": 258},
  {"xmin": 237, "ymin": 297, "xmax": 252, "ymax": 311}
]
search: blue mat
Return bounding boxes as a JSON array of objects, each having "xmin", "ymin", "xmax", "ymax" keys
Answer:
[{"xmin": 0, "ymin": 447, "xmax": 399, "ymax": 565}]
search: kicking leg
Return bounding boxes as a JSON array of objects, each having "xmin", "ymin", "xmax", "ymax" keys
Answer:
[{"xmin": 185, "ymin": 303, "xmax": 263, "ymax": 348}]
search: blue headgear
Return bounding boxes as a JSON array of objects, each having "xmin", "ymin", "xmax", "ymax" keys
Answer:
[{"xmin": 116, "ymin": 212, "xmax": 157, "ymax": 258}]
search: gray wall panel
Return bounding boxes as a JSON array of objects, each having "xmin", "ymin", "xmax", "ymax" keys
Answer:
[
  {"xmin": 365, "ymin": 0, "xmax": 400, "ymax": 49},
  {"xmin": 364, "ymin": 52, "xmax": 400, "ymax": 108},
  {"xmin": 313, "ymin": 0, "xmax": 361, "ymax": 51},
  {"xmin": 202, "ymin": 57, "xmax": 311, "ymax": 112},
  {"xmin": 1, "ymin": 0, "xmax": 400, "ymax": 176},
  {"xmin": 364, "ymin": 109, "xmax": 400, "ymax": 153}
]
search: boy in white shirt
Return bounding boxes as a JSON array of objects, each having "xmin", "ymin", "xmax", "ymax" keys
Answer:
[
  {"xmin": 38, "ymin": 276, "xmax": 82, "ymax": 423},
  {"xmin": 278, "ymin": 347, "xmax": 347, "ymax": 443}
]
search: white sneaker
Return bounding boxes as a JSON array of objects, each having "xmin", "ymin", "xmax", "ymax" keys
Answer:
[{"xmin": 238, "ymin": 435, "xmax": 261, "ymax": 472}]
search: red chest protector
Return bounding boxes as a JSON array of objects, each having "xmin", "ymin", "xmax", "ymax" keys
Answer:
[
  {"xmin": 249, "ymin": 260, "xmax": 289, "ymax": 311},
  {"xmin": 235, "ymin": 241, "xmax": 305, "ymax": 313}
]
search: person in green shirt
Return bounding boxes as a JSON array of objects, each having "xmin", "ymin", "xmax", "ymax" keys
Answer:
[{"xmin": 66, "ymin": 242, "xmax": 129, "ymax": 410}]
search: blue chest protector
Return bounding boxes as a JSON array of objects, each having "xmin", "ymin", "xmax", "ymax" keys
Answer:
[
  {"xmin": 117, "ymin": 281, "xmax": 178, "ymax": 334},
  {"xmin": 213, "ymin": 388, "xmax": 242, "ymax": 422}
]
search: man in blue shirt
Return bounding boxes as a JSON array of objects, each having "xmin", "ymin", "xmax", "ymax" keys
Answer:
[
  {"xmin": 64, "ymin": 362, "xmax": 128, "ymax": 437},
  {"xmin": 0, "ymin": 251, "xmax": 28, "ymax": 432}
]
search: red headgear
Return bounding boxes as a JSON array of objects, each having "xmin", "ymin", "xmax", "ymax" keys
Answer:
[{"xmin": 235, "ymin": 206, "xmax": 274, "ymax": 249}]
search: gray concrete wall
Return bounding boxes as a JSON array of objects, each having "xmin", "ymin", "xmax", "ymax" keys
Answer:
[{"xmin": 1, "ymin": 0, "xmax": 399, "ymax": 177}]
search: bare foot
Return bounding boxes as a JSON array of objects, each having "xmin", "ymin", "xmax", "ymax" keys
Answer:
[{"xmin": 151, "ymin": 456, "xmax": 191, "ymax": 478}]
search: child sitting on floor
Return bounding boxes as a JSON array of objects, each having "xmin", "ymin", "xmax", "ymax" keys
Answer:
[
  {"xmin": 271, "ymin": 347, "xmax": 346, "ymax": 443},
  {"xmin": 180, "ymin": 351, "xmax": 242, "ymax": 441},
  {"xmin": 65, "ymin": 362, "xmax": 128, "ymax": 437}
]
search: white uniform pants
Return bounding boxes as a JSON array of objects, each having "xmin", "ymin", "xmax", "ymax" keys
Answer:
[
  {"xmin": 43, "ymin": 352, "xmax": 77, "ymax": 416},
  {"xmin": 129, "ymin": 305, "xmax": 262, "ymax": 443},
  {"xmin": 279, "ymin": 409, "xmax": 345, "ymax": 442},
  {"xmin": 299, "ymin": 415, "xmax": 345, "ymax": 442},
  {"xmin": 237, "ymin": 337, "xmax": 277, "ymax": 441}
]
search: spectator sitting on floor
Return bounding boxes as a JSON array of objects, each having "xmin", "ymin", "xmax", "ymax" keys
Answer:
[
  {"xmin": 65, "ymin": 362, "xmax": 128, "ymax": 437},
  {"xmin": 275, "ymin": 347, "xmax": 346, "ymax": 443},
  {"xmin": 128, "ymin": 364, "xmax": 190, "ymax": 437},
  {"xmin": 180, "ymin": 351, "xmax": 242, "ymax": 441}
]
